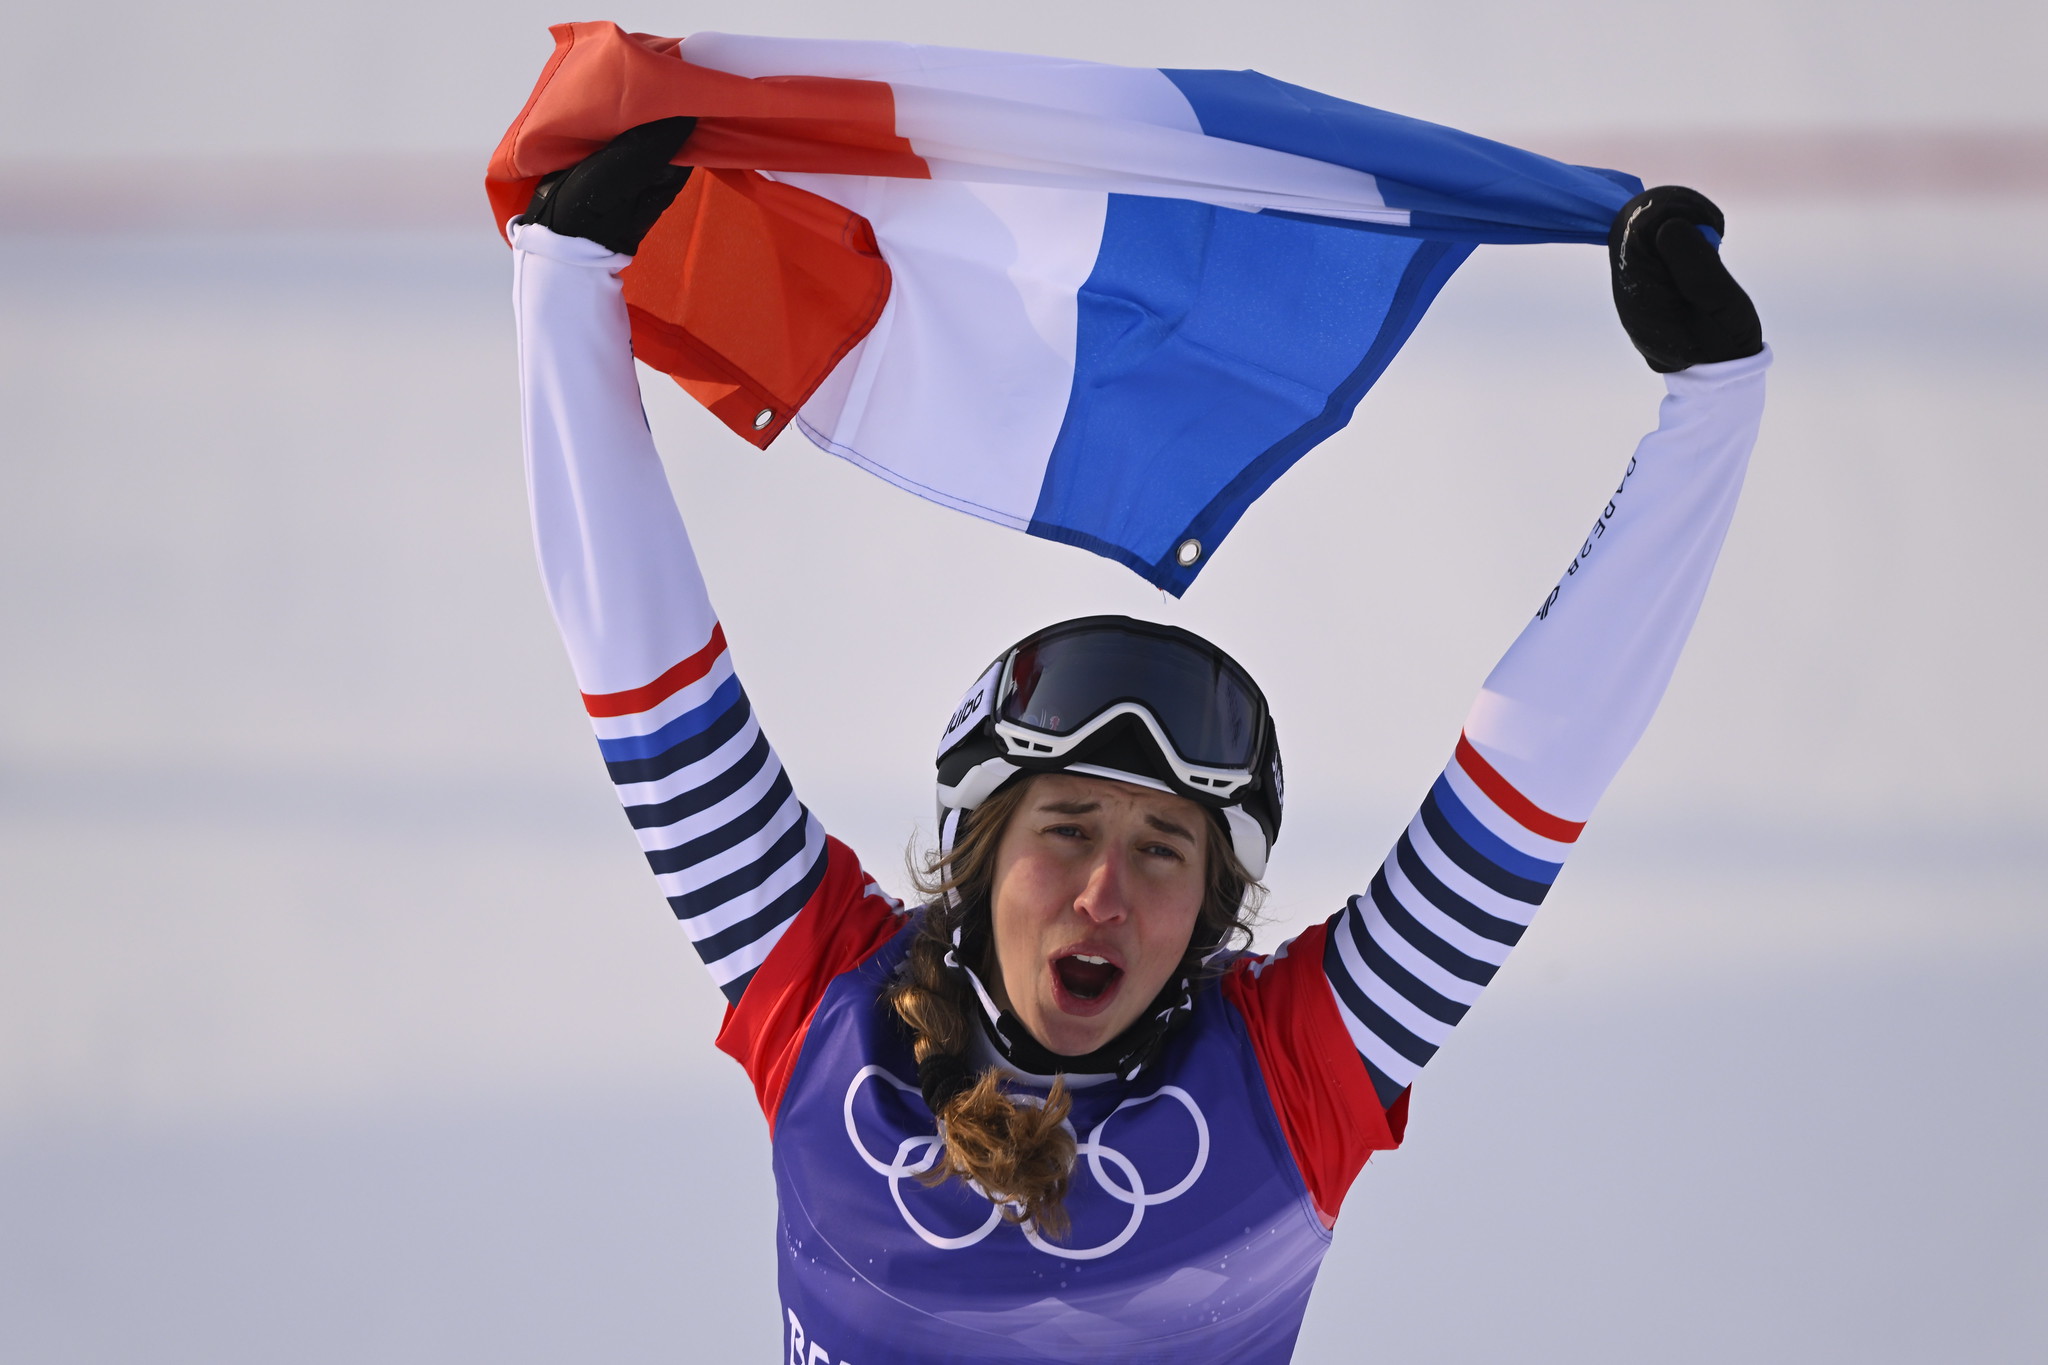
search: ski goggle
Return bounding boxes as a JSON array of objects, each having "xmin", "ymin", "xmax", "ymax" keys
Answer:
[{"xmin": 989, "ymin": 619, "xmax": 1271, "ymax": 801}]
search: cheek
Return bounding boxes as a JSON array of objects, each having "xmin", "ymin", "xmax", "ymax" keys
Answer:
[
  {"xmin": 1138, "ymin": 885, "xmax": 1204, "ymax": 972},
  {"xmin": 990, "ymin": 855, "xmax": 1064, "ymax": 964}
]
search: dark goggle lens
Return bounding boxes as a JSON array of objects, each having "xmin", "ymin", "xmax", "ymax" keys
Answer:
[{"xmin": 1001, "ymin": 630, "xmax": 1261, "ymax": 768}]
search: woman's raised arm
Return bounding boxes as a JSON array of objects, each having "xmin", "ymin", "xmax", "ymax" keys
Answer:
[
  {"xmin": 1225, "ymin": 188, "xmax": 1769, "ymax": 1223},
  {"xmin": 513, "ymin": 210, "xmax": 833, "ymax": 1005},
  {"xmin": 1320, "ymin": 341, "xmax": 1770, "ymax": 1107},
  {"xmin": 1322, "ymin": 187, "xmax": 1769, "ymax": 1106}
]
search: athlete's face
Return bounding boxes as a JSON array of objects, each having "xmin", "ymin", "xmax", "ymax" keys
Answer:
[{"xmin": 987, "ymin": 773, "xmax": 1208, "ymax": 1058}]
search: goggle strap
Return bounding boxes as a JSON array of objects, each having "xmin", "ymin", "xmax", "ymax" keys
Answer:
[{"xmin": 936, "ymin": 659, "xmax": 1004, "ymax": 762}]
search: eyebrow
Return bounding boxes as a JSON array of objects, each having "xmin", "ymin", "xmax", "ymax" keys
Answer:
[
  {"xmin": 1036, "ymin": 799, "xmax": 1200, "ymax": 845},
  {"xmin": 1038, "ymin": 799, "xmax": 1101, "ymax": 815},
  {"xmin": 1143, "ymin": 813, "xmax": 1201, "ymax": 843}
]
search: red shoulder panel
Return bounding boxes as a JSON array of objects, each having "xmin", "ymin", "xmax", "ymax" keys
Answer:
[
  {"xmin": 1223, "ymin": 922, "xmax": 1403, "ymax": 1227},
  {"xmin": 714, "ymin": 837, "xmax": 902, "ymax": 1133}
]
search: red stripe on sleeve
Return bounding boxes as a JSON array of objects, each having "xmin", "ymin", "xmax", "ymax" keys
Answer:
[
  {"xmin": 1223, "ymin": 924, "xmax": 1402, "ymax": 1227},
  {"xmin": 715, "ymin": 838, "xmax": 903, "ymax": 1132},
  {"xmin": 581, "ymin": 624, "xmax": 727, "ymax": 718},
  {"xmin": 1454, "ymin": 732, "xmax": 1587, "ymax": 843}
]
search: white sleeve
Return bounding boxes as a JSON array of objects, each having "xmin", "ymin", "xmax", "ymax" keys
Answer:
[
  {"xmin": 1466, "ymin": 347, "xmax": 1772, "ymax": 817},
  {"xmin": 1314, "ymin": 348, "xmax": 1770, "ymax": 1105},
  {"xmin": 514, "ymin": 222, "xmax": 830, "ymax": 1003}
]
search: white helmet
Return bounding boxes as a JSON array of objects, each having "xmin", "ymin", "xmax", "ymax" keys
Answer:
[{"xmin": 934, "ymin": 615, "xmax": 1283, "ymax": 878}]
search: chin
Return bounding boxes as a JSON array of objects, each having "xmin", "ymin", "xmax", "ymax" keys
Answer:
[{"xmin": 1032, "ymin": 1008, "xmax": 1122, "ymax": 1060}]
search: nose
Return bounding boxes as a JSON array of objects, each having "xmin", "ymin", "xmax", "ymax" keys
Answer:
[{"xmin": 1072, "ymin": 848, "xmax": 1131, "ymax": 925}]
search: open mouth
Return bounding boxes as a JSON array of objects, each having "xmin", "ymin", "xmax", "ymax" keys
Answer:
[{"xmin": 1053, "ymin": 954, "xmax": 1124, "ymax": 1002}]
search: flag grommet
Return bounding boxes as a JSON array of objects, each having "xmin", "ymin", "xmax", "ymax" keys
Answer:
[
  {"xmin": 753, "ymin": 408, "xmax": 775, "ymax": 430},
  {"xmin": 1176, "ymin": 539, "xmax": 1202, "ymax": 567}
]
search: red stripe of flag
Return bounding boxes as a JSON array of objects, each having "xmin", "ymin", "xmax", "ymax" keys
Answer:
[
  {"xmin": 486, "ymin": 23, "xmax": 921, "ymax": 448},
  {"xmin": 1453, "ymin": 733, "xmax": 1586, "ymax": 844},
  {"xmin": 487, "ymin": 22, "xmax": 929, "ymax": 238},
  {"xmin": 583, "ymin": 623, "xmax": 728, "ymax": 718}
]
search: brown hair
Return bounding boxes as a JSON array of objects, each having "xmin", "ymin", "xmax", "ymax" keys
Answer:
[{"xmin": 885, "ymin": 775, "xmax": 1262, "ymax": 1240}]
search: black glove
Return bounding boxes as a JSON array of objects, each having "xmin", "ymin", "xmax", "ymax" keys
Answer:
[
  {"xmin": 1608, "ymin": 185, "xmax": 1764, "ymax": 373},
  {"xmin": 517, "ymin": 116, "xmax": 699, "ymax": 256}
]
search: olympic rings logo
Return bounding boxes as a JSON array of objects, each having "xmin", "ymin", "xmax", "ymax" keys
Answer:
[{"xmin": 841, "ymin": 1064, "xmax": 1209, "ymax": 1261}]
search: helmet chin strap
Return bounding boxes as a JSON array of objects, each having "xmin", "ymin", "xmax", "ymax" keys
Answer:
[{"xmin": 921, "ymin": 920, "xmax": 1195, "ymax": 1113}]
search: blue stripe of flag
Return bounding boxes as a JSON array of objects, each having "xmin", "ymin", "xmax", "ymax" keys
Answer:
[
  {"xmin": 1026, "ymin": 71, "xmax": 1640, "ymax": 595},
  {"xmin": 1032, "ymin": 194, "xmax": 1469, "ymax": 594},
  {"xmin": 1160, "ymin": 68, "xmax": 1641, "ymax": 244}
]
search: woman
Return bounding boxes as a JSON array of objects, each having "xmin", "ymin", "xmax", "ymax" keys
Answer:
[{"xmin": 512, "ymin": 124, "xmax": 1768, "ymax": 1363}]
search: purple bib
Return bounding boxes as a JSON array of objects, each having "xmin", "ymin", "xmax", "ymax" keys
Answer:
[{"xmin": 770, "ymin": 926, "xmax": 1332, "ymax": 1363}]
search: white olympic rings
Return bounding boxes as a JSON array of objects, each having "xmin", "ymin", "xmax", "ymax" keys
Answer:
[{"xmin": 841, "ymin": 1064, "xmax": 1209, "ymax": 1260}]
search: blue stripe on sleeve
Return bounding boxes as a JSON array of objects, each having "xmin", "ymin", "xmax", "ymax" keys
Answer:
[
  {"xmin": 603, "ymin": 687, "xmax": 753, "ymax": 787},
  {"xmin": 1321, "ymin": 935, "xmax": 1436, "ymax": 1069},
  {"xmin": 718, "ymin": 967, "xmax": 757, "ymax": 1005},
  {"xmin": 642, "ymin": 770, "xmax": 797, "ymax": 877},
  {"xmin": 682, "ymin": 842, "xmax": 829, "ymax": 970},
  {"xmin": 1390, "ymin": 834, "xmax": 1527, "ymax": 947},
  {"xmin": 1343, "ymin": 901, "xmax": 1469, "ymax": 1027},
  {"xmin": 1368, "ymin": 867, "xmax": 1498, "ymax": 987},
  {"xmin": 596, "ymin": 673, "xmax": 743, "ymax": 763},
  {"xmin": 1359, "ymin": 1053, "xmax": 1406, "ymax": 1110},
  {"xmin": 1426, "ymin": 774, "xmax": 1564, "ymax": 886},
  {"xmin": 623, "ymin": 729, "xmax": 773, "ymax": 830},
  {"xmin": 665, "ymin": 814, "xmax": 816, "ymax": 925},
  {"xmin": 1417, "ymin": 794, "xmax": 1552, "ymax": 906}
]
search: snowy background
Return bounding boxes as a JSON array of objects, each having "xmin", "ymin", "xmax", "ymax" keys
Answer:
[{"xmin": 2, "ymin": 1, "xmax": 2044, "ymax": 1360}]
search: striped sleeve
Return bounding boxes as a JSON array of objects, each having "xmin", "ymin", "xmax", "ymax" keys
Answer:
[
  {"xmin": 514, "ymin": 219, "xmax": 834, "ymax": 1004},
  {"xmin": 1323, "ymin": 346, "xmax": 1769, "ymax": 1108},
  {"xmin": 1322, "ymin": 736, "xmax": 1582, "ymax": 1104},
  {"xmin": 1235, "ymin": 347, "xmax": 1769, "ymax": 1204},
  {"xmin": 584, "ymin": 624, "xmax": 831, "ymax": 1001}
]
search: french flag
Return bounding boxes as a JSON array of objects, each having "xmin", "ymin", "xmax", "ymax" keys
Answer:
[{"xmin": 489, "ymin": 25, "xmax": 1641, "ymax": 593}]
